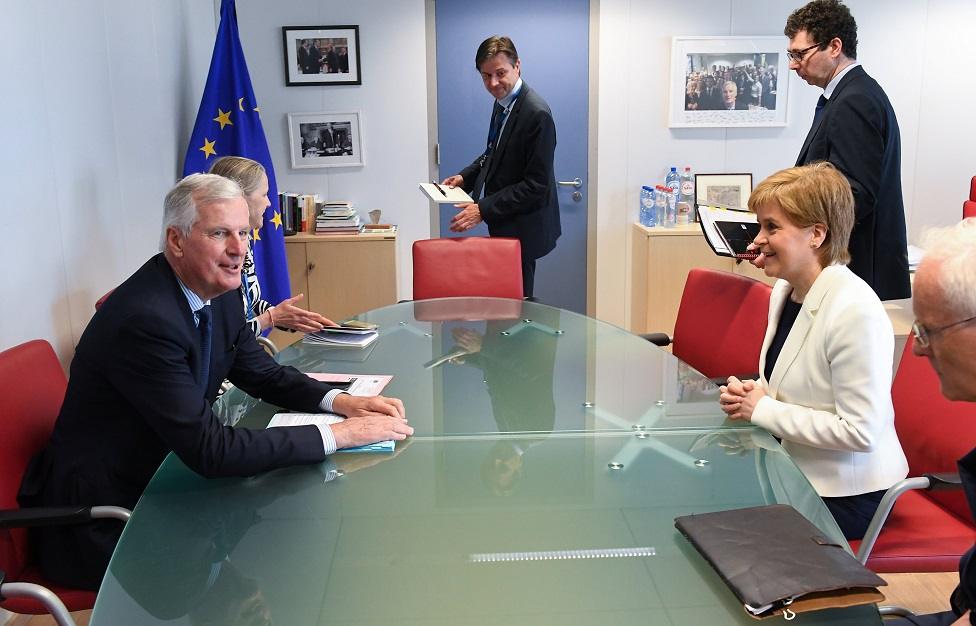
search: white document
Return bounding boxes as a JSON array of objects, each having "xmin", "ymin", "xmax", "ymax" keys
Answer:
[
  {"xmin": 306, "ymin": 372, "xmax": 393, "ymax": 396},
  {"xmin": 267, "ymin": 412, "xmax": 395, "ymax": 453},
  {"xmin": 419, "ymin": 182, "xmax": 473, "ymax": 204},
  {"xmin": 303, "ymin": 330, "xmax": 378, "ymax": 348},
  {"xmin": 697, "ymin": 205, "xmax": 758, "ymax": 257}
]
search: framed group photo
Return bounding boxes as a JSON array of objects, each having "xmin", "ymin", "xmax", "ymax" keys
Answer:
[
  {"xmin": 668, "ymin": 36, "xmax": 790, "ymax": 128},
  {"xmin": 282, "ymin": 25, "xmax": 361, "ymax": 86},
  {"xmin": 288, "ymin": 111, "xmax": 365, "ymax": 169}
]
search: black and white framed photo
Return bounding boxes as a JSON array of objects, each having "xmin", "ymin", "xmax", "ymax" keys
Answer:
[
  {"xmin": 288, "ymin": 111, "xmax": 365, "ymax": 169},
  {"xmin": 695, "ymin": 173, "xmax": 753, "ymax": 209},
  {"xmin": 282, "ymin": 25, "xmax": 361, "ymax": 86},
  {"xmin": 669, "ymin": 36, "xmax": 789, "ymax": 128}
]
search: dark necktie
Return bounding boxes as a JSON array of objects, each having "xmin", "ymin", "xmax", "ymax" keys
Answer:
[
  {"xmin": 813, "ymin": 95, "xmax": 827, "ymax": 125},
  {"xmin": 472, "ymin": 102, "xmax": 508, "ymax": 201},
  {"xmin": 197, "ymin": 305, "xmax": 212, "ymax": 389}
]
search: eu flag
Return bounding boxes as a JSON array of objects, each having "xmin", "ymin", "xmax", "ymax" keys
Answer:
[{"xmin": 182, "ymin": 0, "xmax": 290, "ymax": 307}]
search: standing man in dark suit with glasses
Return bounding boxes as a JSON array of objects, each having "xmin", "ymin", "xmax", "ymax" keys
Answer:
[
  {"xmin": 441, "ymin": 35, "xmax": 561, "ymax": 299},
  {"xmin": 786, "ymin": 0, "xmax": 910, "ymax": 301}
]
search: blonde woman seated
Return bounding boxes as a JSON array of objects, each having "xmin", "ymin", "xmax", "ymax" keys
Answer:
[
  {"xmin": 719, "ymin": 163, "xmax": 908, "ymax": 540},
  {"xmin": 209, "ymin": 156, "xmax": 335, "ymax": 335}
]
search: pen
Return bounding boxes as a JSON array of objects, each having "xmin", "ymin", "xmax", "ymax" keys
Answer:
[{"xmin": 431, "ymin": 181, "xmax": 448, "ymax": 197}]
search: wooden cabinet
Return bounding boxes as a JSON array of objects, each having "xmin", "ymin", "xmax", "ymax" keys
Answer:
[
  {"xmin": 629, "ymin": 223, "xmax": 774, "ymax": 336},
  {"xmin": 269, "ymin": 232, "xmax": 397, "ymax": 348}
]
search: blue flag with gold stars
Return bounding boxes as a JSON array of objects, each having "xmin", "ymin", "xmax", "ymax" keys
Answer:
[{"xmin": 182, "ymin": 0, "xmax": 289, "ymax": 307}]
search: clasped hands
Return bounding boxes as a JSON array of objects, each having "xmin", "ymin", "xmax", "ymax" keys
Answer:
[
  {"xmin": 330, "ymin": 394, "xmax": 413, "ymax": 450},
  {"xmin": 718, "ymin": 376, "xmax": 766, "ymax": 422},
  {"xmin": 440, "ymin": 174, "xmax": 483, "ymax": 233}
]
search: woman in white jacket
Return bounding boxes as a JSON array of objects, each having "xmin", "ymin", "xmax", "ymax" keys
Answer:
[{"xmin": 719, "ymin": 162, "xmax": 908, "ymax": 540}]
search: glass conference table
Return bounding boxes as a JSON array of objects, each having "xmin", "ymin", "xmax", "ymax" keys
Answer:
[{"xmin": 91, "ymin": 298, "xmax": 880, "ymax": 625}]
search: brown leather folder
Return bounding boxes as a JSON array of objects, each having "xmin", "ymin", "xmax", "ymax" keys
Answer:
[{"xmin": 675, "ymin": 504, "xmax": 886, "ymax": 620}]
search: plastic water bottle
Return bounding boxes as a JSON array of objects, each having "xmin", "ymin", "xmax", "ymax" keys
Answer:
[
  {"xmin": 654, "ymin": 185, "xmax": 667, "ymax": 227},
  {"xmin": 639, "ymin": 185, "xmax": 656, "ymax": 227},
  {"xmin": 678, "ymin": 166, "xmax": 696, "ymax": 223},
  {"xmin": 665, "ymin": 167, "xmax": 680, "ymax": 198},
  {"xmin": 664, "ymin": 187, "xmax": 678, "ymax": 228}
]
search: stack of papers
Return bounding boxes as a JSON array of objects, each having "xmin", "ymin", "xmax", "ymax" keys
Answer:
[
  {"xmin": 303, "ymin": 325, "xmax": 378, "ymax": 348},
  {"xmin": 267, "ymin": 413, "xmax": 394, "ymax": 452},
  {"xmin": 315, "ymin": 201, "xmax": 362, "ymax": 234}
]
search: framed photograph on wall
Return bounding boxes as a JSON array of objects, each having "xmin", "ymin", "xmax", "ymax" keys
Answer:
[
  {"xmin": 695, "ymin": 173, "xmax": 753, "ymax": 209},
  {"xmin": 668, "ymin": 36, "xmax": 789, "ymax": 128},
  {"xmin": 287, "ymin": 111, "xmax": 365, "ymax": 169},
  {"xmin": 282, "ymin": 25, "xmax": 361, "ymax": 86}
]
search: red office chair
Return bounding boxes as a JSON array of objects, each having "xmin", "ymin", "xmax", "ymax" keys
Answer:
[
  {"xmin": 412, "ymin": 237, "xmax": 523, "ymax": 300},
  {"xmin": 0, "ymin": 340, "xmax": 130, "ymax": 625},
  {"xmin": 849, "ymin": 336, "xmax": 976, "ymax": 572},
  {"xmin": 643, "ymin": 268, "xmax": 772, "ymax": 380},
  {"xmin": 964, "ymin": 176, "xmax": 976, "ymax": 219},
  {"xmin": 94, "ymin": 289, "xmax": 114, "ymax": 311}
]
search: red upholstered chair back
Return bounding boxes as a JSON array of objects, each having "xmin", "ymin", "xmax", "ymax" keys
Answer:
[
  {"xmin": 0, "ymin": 340, "xmax": 67, "ymax": 579},
  {"xmin": 412, "ymin": 237, "xmax": 523, "ymax": 300},
  {"xmin": 94, "ymin": 288, "xmax": 114, "ymax": 310},
  {"xmin": 964, "ymin": 201, "xmax": 976, "ymax": 219},
  {"xmin": 892, "ymin": 336, "xmax": 976, "ymax": 523},
  {"xmin": 671, "ymin": 269, "xmax": 772, "ymax": 379},
  {"xmin": 965, "ymin": 177, "xmax": 976, "ymax": 219}
]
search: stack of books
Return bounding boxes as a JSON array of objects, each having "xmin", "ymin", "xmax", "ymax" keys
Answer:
[{"xmin": 315, "ymin": 200, "xmax": 362, "ymax": 235}]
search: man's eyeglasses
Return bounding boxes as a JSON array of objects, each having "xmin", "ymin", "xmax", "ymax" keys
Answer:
[
  {"xmin": 786, "ymin": 42, "xmax": 823, "ymax": 63},
  {"xmin": 912, "ymin": 315, "xmax": 976, "ymax": 348}
]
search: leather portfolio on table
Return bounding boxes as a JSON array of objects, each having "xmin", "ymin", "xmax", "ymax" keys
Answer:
[{"xmin": 674, "ymin": 504, "xmax": 886, "ymax": 620}]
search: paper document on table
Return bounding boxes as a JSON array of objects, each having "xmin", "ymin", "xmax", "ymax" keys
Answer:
[
  {"xmin": 419, "ymin": 183, "xmax": 473, "ymax": 204},
  {"xmin": 306, "ymin": 373, "xmax": 393, "ymax": 396},
  {"xmin": 267, "ymin": 413, "xmax": 395, "ymax": 453}
]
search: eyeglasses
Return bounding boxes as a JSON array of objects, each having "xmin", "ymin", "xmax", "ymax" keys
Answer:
[
  {"xmin": 912, "ymin": 315, "xmax": 976, "ymax": 348},
  {"xmin": 786, "ymin": 42, "xmax": 823, "ymax": 63}
]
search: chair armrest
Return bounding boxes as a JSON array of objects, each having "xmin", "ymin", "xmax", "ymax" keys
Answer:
[
  {"xmin": 640, "ymin": 332, "xmax": 672, "ymax": 347},
  {"xmin": 0, "ymin": 573, "xmax": 76, "ymax": 626},
  {"xmin": 0, "ymin": 505, "xmax": 130, "ymax": 528},
  {"xmin": 925, "ymin": 472, "xmax": 962, "ymax": 490},
  {"xmin": 855, "ymin": 475, "xmax": 962, "ymax": 564}
]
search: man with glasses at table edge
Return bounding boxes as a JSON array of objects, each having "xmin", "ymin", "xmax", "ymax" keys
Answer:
[
  {"xmin": 785, "ymin": 0, "xmax": 911, "ymax": 302},
  {"xmin": 888, "ymin": 219, "xmax": 976, "ymax": 626}
]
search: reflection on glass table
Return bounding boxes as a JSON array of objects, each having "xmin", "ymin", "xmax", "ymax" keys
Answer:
[
  {"xmin": 215, "ymin": 298, "xmax": 751, "ymax": 437},
  {"xmin": 93, "ymin": 429, "xmax": 877, "ymax": 625}
]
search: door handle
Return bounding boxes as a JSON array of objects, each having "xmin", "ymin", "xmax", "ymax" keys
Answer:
[{"xmin": 557, "ymin": 177, "xmax": 583, "ymax": 189}]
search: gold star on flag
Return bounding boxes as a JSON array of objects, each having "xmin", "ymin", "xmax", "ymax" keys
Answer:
[
  {"xmin": 199, "ymin": 138, "xmax": 217, "ymax": 159},
  {"xmin": 270, "ymin": 211, "xmax": 283, "ymax": 229},
  {"xmin": 252, "ymin": 228, "xmax": 261, "ymax": 241},
  {"xmin": 253, "ymin": 107, "xmax": 260, "ymax": 112},
  {"xmin": 213, "ymin": 109, "xmax": 233, "ymax": 130},
  {"xmin": 238, "ymin": 97, "xmax": 246, "ymax": 111}
]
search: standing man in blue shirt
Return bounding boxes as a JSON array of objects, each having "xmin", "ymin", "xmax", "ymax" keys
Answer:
[{"xmin": 441, "ymin": 36, "xmax": 561, "ymax": 299}]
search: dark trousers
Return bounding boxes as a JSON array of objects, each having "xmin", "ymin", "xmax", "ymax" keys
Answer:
[
  {"xmin": 522, "ymin": 257, "xmax": 536, "ymax": 298},
  {"xmin": 823, "ymin": 489, "xmax": 886, "ymax": 540}
]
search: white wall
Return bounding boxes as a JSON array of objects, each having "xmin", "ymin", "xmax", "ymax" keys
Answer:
[
  {"xmin": 0, "ymin": 0, "xmax": 214, "ymax": 365},
  {"xmin": 594, "ymin": 0, "xmax": 976, "ymax": 328},
  {"xmin": 3, "ymin": 0, "xmax": 974, "ymax": 363},
  {"xmin": 234, "ymin": 0, "xmax": 430, "ymax": 303}
]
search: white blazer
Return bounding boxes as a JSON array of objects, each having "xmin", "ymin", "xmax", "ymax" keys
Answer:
[{"xmin": 751, "ymin": 265, "xmax": 908, "ymax": 497}]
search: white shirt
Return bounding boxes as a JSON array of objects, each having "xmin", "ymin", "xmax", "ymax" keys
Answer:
[{"xmin": 823, "ymin": 62, "xmax": 861, "ymax": 99}]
